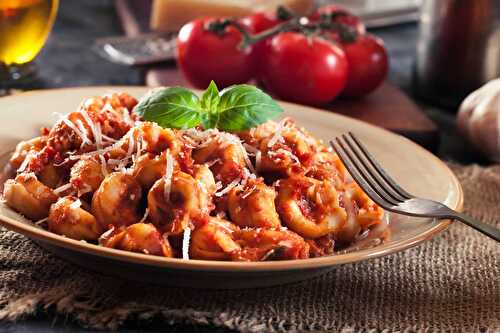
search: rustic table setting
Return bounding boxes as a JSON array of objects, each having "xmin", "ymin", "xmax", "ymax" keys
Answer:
[{"xmin": 0, "ymin": 1, "xmax": 498, "ymax": 332}]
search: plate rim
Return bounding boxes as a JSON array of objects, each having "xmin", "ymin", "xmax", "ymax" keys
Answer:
[{"xmin": 0, "ymin": 86, "xmax": 463, "ymax": 272}]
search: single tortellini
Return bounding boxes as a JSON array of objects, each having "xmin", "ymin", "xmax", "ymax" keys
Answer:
[
  {"xmin": 48, "ymin": 196, "xmax": 102, "ymax": 241},
  {"xmin": 99, "ymin": 223, "xmax": 173, "ymax": 257},
  {"xmin": 148, "ymin": 168, "xmax": 214, "ymax": 234},
  {"xmin": 276, "ymin": 175, "xmax": 347, "ymax": 239},
  {"xmin": 227, "ymin": 178, "xmax": 281, "ymax": 228},
  {"xmin": 91, "ymin": 172, "xmax": 142, "ymax": 229},
  {"xmin": 3, "ymin": 173, "xmax": 58, "ymax": 220}
]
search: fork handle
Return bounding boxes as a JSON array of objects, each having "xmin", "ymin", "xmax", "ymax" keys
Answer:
[{"xmin": 452, "ymin": 213, "xmax": 500, "ymax": 242}]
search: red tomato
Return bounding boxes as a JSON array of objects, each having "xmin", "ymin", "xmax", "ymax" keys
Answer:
[
  {"xmin": 259, "ymin": 32, "xmax": 349, "ymax": 105},
  {"xmin": 340, "ymin": 34, "xmax": 388, "ymax": 97},
  {"xmin": 176, "ymin": 17, "xmax": 255, "ymax": 89},
  {"xmin": 310, "ymin": 5, "xmax": 365, "ymax": 41},
  {"xmin": 240, "ymin": 12, "xmax": 286, "ymax": 79},
  {"xmin": 240, "ymin": 12, "xmax": 282, "ymax": 33}
]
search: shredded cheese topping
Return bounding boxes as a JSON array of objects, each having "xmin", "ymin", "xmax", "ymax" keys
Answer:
[
  {"xmin": 69, "ymin": 198, "xmax": 82, "ymax": 210},
  {"xmin": 182, "ymin": 227, "xmax": 191, "ymax": 260},
  {"xmin": 17, "ymin": 152, "xmax": 33, "ymax": 173},
  {"xmin": 53, "ymin": 183, "xmax": 72, "ymax": 195},
  {"xmin": 163, "ymin": 150, "xmax": 174, "ymax": 202},
  {"xmin": 139, "ymin": 208, "xmax": 149, "ymax": 223},
  {"xmin": 79, "ymin": 108, "xmax": 101, "ymax": 148},
  {"xmin": 241, "ymin": 185, "xmax": 257, "ymax": 199},
  {"xmin": 34, "ymin": 217, "xmax": 49, "ymax": 226},
  {"xmin": 54, "ymin": 113, "xmax": 91, "ymax": 147},
  {"xmin": 98, "ymin": 154, "xmax": 108, "ymax": 177},
  {"xmin": 215, "ymin": 178, "xmax": 241, "ymax": 197},
  {"xmin": 267, "ymin": 118, "xmax": 288, "ymax": 148},
  {"xmin": 121, "ymin": 108, "xmax": 134, "ymax": 127},
  {"xmin": 255, "ymin": 150, "xmax": 262, "ymax": 172},
  {"xmin": 75, "ymin": 119, "xmax": 91, "ymax": 148}
]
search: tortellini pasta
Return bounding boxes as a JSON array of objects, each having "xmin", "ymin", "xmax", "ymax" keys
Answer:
[{"xmin": 2, "ymin": 92, "xmax": 386, "ymax": 261}]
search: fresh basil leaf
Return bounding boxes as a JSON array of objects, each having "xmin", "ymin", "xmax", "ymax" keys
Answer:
[
  {"xmin": 133, "ymin": 87, "xmax": 202, "ymax": 129},
  {"xmin": 201, "ymin": 80, "xmax": 220, "ymax": 112},
  {"xmin": 210, "ymin": 84, "xmax": 283, "ymax": 131},
  {"xmin": 200, "ymin": 81, "xmax": 220, "ymax": 129}
]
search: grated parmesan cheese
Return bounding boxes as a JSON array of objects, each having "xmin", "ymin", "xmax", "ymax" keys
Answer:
[
  {"xmin": 126, "ymin": 130, "xmax": 136, "ymax": 157},
  {"xmin": 98, "ymin": 154, "xmax": 108, "ymax": 176},
  {"xmin": 53, "ymin": 183, "xmax": 73, "ymax": 195},
  {"xmin": 269, "ymin": 148, "xmax": 300, "ymax": 164},
  {"xmin": 17, "ymin": 152, "xmax": 32, "ymax": 173},
  {"xmin": 267, "ymin": 119, "xmax": 287, "ymax": 148},
  {"xmin": 278, "ymin": 240, "xmax": 295, "ymax": 248},
  {"xmin": 94, "ymin": 122, "xmax": 104, "ymax": 149},
  {"xmin": 98, "ymin": 226, "xmax": 115, "ymax": 245},
  {"xmin": 255, "ymin": 150, "xmax": 262, "ymax": 172},
  {"xmin": 182, "ymin": 227, "xmax": 191, "ymax": 260},
  {"xmin": 68, "ymin": 148, "xmax": 111, "ymax": 160},
  {"xmin": 69, "ymin": 198, "xmax": 82, "ymax": 210},
  {"xmin": 54, "ymin": 112, "xmax": 90, "ymax": 147},
  {"xmin": 216, "ymin": 222, "xmax": 235, "ymax": 234},
  {"xmin": 34, "ymin": 217, "xmax": 49, "ymax": 226},
  {"xmin": 243, "ymin": 143, "xmax": 258, "ymax": 154},
  {"xmin": 121, "ymin": 108, "xmax": 134, "ymax": 127},
  {"xmin": 241, "ymin": 185, "xmax": 257, "ymax": 199},
  {"xmin": 102, "ymin": 102, "xmax": 115, "ymax": 114},
  {"xmin": 163, "ymin": 150, "xmax": 174, "ymax": 202},
  {"xmin": 139, "ymin": 208, "xmax": 150, "ymax": 223},
  {"xmin": 75, "ymin": 119, "xmax": 92, "ymax": 148},
  {"xmin": 102, "ymin": 133, "xmax": 118, "ymax": 143},
  {"xmin": 206, "ymin": 158, "xmax": 221, "ymax": 167},
  {"xmin": 135, "ymin": 135, "xmax": 143, "ymax": 161},
  {"xmin": 215, "ymin": 178, "xmax": 241, "ymax": 197},
  {"xmin": 242, "ymin": 149, "xmax": 255, "ymax": 173},
  {"xmin": 79, "ymin": 108, "xmax": 101, "ymax": 148}
]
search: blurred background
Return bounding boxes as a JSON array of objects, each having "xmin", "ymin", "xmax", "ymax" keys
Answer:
[{"xmin": 1, "ymin": 0, "xmax": 499, "ymax": 163}]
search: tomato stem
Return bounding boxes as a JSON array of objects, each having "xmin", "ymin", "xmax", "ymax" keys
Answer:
[
  {"xmin": 205, "ymin": 9, "xmax": 359, "ymax": 50},
  {"xmin": 235, "ymin": 19, "xmax": 300, "ymax": 49}
]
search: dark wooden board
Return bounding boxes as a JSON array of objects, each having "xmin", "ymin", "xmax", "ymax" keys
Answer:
[{"xmin": 114, "ymin": 0, "xmax": 439, "ymax": 150}]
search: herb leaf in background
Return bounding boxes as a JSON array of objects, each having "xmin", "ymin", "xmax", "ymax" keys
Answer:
[
  {"xmin": 134, "ymin": 82, "xmax": 283, "ymax": 132},
  {"xmin": 133, "ymin": 87, "xmax": 202, "ymax": 129}
]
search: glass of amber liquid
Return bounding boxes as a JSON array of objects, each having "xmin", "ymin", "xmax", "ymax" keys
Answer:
[{"xmin": 0, "ymin": 0, "xmax": 59, "ymax": 85}]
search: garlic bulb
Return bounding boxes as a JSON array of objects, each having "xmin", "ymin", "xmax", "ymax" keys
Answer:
[{"xmin": 457, "ymin": 79, "xmax": 500, "ymax": 161}]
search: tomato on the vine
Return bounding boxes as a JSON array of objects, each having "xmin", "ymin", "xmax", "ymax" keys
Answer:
[
  {"xmin": 340, "ymin": 34, "xmax": 388, "ymax": 97},
  {"xmin": 259, "ymin": 32, "xmax": 349, "ymax": 105},
  {"xmin": 176, "ymin": 17, "xmax": 255, "ymax": 89},
  {"xmin": 310, "ymin": 5, "xmax": 365, "ymax": 42},
  {"xmin": 240, "ymin": 12, "xmax": 282, "ymax": 33}
]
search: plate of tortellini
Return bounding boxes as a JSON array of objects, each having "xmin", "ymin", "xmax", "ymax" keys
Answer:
[{"xmin": 0, "ymin": 86, "xmax": 462, "ymax": 288}]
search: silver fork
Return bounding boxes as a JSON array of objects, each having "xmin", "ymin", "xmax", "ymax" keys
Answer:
[{"xmin": 331, "ymin": 133, "xmax": 500, "ymax": 242}]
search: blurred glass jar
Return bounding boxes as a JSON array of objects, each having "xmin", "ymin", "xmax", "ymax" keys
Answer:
[
  {"xmin": 413, "ymin": 0, "xmax": 500, "ymax": 109},
  {"xmin": 0, "ymin": 0, "xmax": 59, "ymax": 85}
]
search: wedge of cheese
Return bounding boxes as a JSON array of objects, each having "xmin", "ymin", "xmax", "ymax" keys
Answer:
[{"xmin": 150, "ymin": 0, "xmax": 315, "ymax": 32}]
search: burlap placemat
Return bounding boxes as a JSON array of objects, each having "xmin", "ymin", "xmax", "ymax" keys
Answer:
[{"xmin": 0, "ymin": 163, "xmax": 498, "ymax": 332}]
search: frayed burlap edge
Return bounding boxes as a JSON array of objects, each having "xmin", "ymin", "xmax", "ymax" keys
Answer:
[{"xmin": 0, "ymin": 287, "xmax": 374, "ymax": 332}]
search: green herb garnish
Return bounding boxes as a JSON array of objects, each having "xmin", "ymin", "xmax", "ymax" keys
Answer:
[{"xmin": 133, "ymin": 81, "xmax": 283, "ymax": 132}]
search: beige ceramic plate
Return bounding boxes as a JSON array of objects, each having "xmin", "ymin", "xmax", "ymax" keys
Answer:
[{"xmin": 0, "ymin": 87, "xmax": 462, "ymax": 288}]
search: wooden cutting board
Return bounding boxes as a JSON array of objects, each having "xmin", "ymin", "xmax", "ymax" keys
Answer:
[{"xmin": 114, "ymin": 0, "xmax": 439, "ymax": 151}]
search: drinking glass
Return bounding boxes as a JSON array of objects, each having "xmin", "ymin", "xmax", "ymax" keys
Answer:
[{"xmin": 0, "ymin": 0, "xmax": 59, "ymax": 86}]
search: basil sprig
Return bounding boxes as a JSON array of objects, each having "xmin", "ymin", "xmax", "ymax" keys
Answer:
[{"xmin": 133, "ymin": 81, "xmax": 283, "ymax": 132}]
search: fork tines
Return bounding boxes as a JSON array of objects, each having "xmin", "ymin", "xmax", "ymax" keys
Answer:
[{"xmin": 330, "ymin": 133, "xmax": 413, "ymax": 210}]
